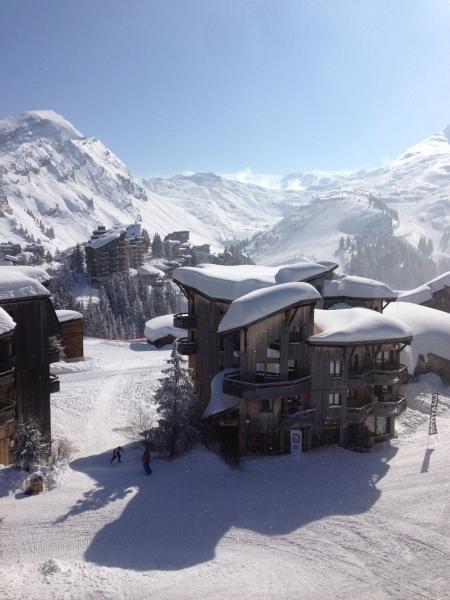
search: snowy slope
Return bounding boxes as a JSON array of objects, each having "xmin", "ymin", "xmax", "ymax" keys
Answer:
[{"xmin": 1, "ymin": 340, "xmax": 450, "ymax": 599}]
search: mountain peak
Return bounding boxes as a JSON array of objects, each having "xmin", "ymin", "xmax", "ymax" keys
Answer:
[{"xmin": 0, "ymin": 109, "xmax": 83, "ymax": 147}]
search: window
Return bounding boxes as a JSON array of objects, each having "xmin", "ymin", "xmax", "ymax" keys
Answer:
[
  {"xmin": 328, "ymin": 392, "xmax": 341, "ymax": 406},
  {"xmin": 376, "ymin": 350, "xmax": 392, "ymax": 366},
  {"xmin": 260, "ymin": 398, "xmax": 273, "ymax": 412},
  {"xmin": 329, "ymin": 359, "xmax": 342, "ymax": 377},
  {"xmin": 289, "ymin": 325, "xmax": 302, "ymax": 343}
]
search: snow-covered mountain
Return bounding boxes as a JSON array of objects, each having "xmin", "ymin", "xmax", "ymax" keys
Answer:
[
  {"xmin": 0, "ymin": 110, "xmax": 292, "ymax": 251},
  {"xmin": 248, "ymin": 127, "xmax": 450, "ymax": 266}
]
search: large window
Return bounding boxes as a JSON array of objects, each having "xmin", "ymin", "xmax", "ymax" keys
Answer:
[
  {"xmin": 329, "ymin": 359, "xmax": 342, "ymax": 377},
  {"xmin": 328, "ymin": 392, "xmax": 342, "ymax": 406},
  {"xmin": 376, "ymin": 350, "xmax": 392, "ymax": 367},
  {"xmin": 260, "ymin": 398, "xmax": 273, "ymax": 412}
]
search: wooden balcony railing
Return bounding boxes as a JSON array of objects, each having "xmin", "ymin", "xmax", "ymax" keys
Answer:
[
  {"xmin": 372, "ymin": 395, "xmax": 407, "ymax": 417},
  {"xmin": 173, "ymin": 313, "xmax": 197, "ymax": 329},
  {"xmin": 0, "ymin": 366, "xmax": 14, "ymax": 388},
  {"xmin": 279, "ymin": 408, "xmax": 315, "ymax": 429},
  {"xmin": 223, "ymin": 371, "xmax": 311, "ymax": 400},
  {"xmin": 0, "ymin": 403, "xmax": 15, "ymax": 425},
  {"xmin": 348, "ymin": 364, "xmax": 408, "ymax": 389},
  {"xmin": 49, "ymin": 374, "xmax": 60, "ymax": 394}
]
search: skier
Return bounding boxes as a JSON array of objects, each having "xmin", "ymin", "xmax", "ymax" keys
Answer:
[
  {"xmin": 110, "ymin": 446, "xmax": 123, "ymax": 464},
  {"xmin": 142, "ymin": 447, "xmax": 152, "ymax": 475}
]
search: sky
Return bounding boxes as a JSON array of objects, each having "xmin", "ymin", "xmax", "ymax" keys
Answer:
[{"xmin": 1, "ymin": 0, "xmax": 450, "ymax": 178}]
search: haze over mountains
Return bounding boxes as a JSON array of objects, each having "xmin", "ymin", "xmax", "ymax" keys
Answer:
[{"xmin": 0, "ymin": 109, "xmax": 449, "ymax": 271}]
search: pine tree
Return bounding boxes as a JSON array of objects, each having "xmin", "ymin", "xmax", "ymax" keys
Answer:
[
  {"xmin": 151, "ymin": 345, "xmax": 199, "ymax": 458},
  {"xmin": 151, "ymin": 233, "xmax": 163, "ymax": 258},
  {"xmin": 15, "ymin": 418, "xmax": 49, "ymax": 471}
]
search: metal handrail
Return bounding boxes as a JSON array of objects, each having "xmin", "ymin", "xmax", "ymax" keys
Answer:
[{"xmin": 223, "ymin": 371, "xmax": 311, "ymax": 392}]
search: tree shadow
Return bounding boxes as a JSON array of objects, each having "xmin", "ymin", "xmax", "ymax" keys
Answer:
[
  {"xmin": 128, "ymin": 341, "xmax": 159, "ymax": 352},
  {"xmin": 60, "ymin": 441, "xmax": 398, "ymax": 572}
]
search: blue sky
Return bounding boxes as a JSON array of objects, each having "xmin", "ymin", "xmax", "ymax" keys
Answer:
[{"xmin": 1, "ymin": 0, "xmax": 450, "ymax": 177}]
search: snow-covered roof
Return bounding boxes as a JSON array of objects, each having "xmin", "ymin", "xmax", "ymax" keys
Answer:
[
  {"xmin": 55, "ymin": 309, "xmax": 83, "ymax": 323},
  {"xmin": 396, "ymin": 272, "xmax": 450, "ymax": 304},
  {"xmin": 0, "ymin": 265, "xmax": 50, "ymax": 284},
  {"xmin": 0, "ymin": 307, "xmax": 15, "ymax": 336},
  {"xmin": 385, "ymin": 302, "xmax": 450, "ymax": 372},
  {"xmin": 144, "ymin": 314, "xmax": 187, "ymax": 342},
  {"xmin": 137, "ymin": 263, "xmax": 165, "ymax": 278},
  {"xmin": 87, "ymin": 228, "xmax": 125, "ymax": 249},
  {"xmin": 275, "ymin": 260, "xmax": 337, "ymax": 284},
  {"xmin": 174, "ymin": 260, "xmax": 336, "ymax": 302},
  {"xmin": 308, "ymin": 307, "xmax": 412, "ymax": 346},
  {"xmin": 218, "ymin": 282, "xmax": 321, "ymax": 333},
  {"xmin": 0, "ymin": 270, "xmax": 50, "ymax": 301},
  {"xmin": 203, "ymin": 369, "xmax": 240, "ymax": 418},
  {"xmin": 324, "ymin": 274, "xmax": 397, "ymax": 300}
]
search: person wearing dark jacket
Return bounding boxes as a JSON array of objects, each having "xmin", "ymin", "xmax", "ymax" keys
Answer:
[
  {"xmin": 110, "ymin": 446, "xmax": 123, "ymax": 464},
  {"xmin": 142, "ymin": 448, "xmax": 152, "ymax": 475}
]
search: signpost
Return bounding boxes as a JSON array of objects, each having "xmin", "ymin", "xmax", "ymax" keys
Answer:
[
  {"xmin": 290, "ymin": 429, "xmax": 302, "ymax": 459},
  {"xmin": 429, "ymin": 393, "xmax": 439, "ymax": 436}
]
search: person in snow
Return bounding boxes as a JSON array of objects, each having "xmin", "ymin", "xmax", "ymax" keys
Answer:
[
  {"xmin": 110, "ymin": 446, "xmax": 123, "ymax": 464},
  {"xmin": 142, "ymin": 447, "xmax": 152, "ymax": 475}
]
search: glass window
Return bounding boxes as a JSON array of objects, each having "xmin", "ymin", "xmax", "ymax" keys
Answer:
[
  {"xmin": 260, "ymin": 398, "xmax": 273, "ymax": 412},
  {"xmin": 329, "ymin": 359, "xmax": 342, "ymax": 376},
  {"xmin": 328, "ymin": 392, "xmax": 341, "ymax": 406}
]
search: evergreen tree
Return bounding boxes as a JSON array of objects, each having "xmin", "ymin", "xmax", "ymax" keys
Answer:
[
  {"xmin": 150, "ymin": 345, "xmax": 199, "ymax": 458},
  {"xmin": 15, "ymin": 418, "xmax": 49, "ymax": 471},
  {"xmin": 151, "ymin": 233, "xmax": 163, "ymax": 258}
]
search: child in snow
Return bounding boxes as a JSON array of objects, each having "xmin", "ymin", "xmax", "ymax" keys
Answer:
[
  {"xmin": 142, "ymin": 448, "xmax": 152, "ymax": 475},
  {"xmin": 110, "ymin": 446, "xmax": 123, "ymax": 464}
]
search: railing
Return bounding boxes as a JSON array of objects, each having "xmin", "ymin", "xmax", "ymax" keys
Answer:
[
  {"xmin": 0, "ymin": 366, "xmax": 14, "ymax": 388},
  {"xmin": 49, "ymin": 374, "xmax": 60, "ymax": 394},
  {"xmin": 347, "ymin": 403, "xmax": 373, "ymax": 424},
  {"xmin": 348, "ymin": 364, "xmax": 408, "ymax": 388},
  {"xmin": 177, "ymin": 338, "xmax": 197, "ymax": 355},
  {"xmin": 173, "ymin": 313, "xmax": 197, "ymax": 329},
  {"xmin": 279, "ymin": 408, "xmax": 316, "ymax": 429},
  {"xmin": 223, "ymin": 371, "xmax": 311, "ymax": 400},
  {"xmin": 372, "ymin": 395, "xmax": 407, "ymax": 417},
  {"xmin": 0, "ymin": 403, "xmax": 15, "ymax": 425}
]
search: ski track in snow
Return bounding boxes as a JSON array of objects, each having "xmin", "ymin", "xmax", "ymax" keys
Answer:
[{"xmin": 1, "ymin": 341, "xmax": 450, "ymax": 599}]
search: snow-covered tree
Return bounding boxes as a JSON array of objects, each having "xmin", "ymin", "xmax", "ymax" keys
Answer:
[
  {"xmin": 151, "ymin": 233, "xmax": 163, "ymax": 258},
  {"xmin": 15, "ymin": 418, "xmax": 49, "ymax": 471},
  {"xmin": 150, "ymin": 345, "xmax": 199, "ymax": 458}
]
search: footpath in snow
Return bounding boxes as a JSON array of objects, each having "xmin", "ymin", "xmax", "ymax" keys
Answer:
[{"xmin": 1, "ymin": 340, "xmax": 450, "ymax": 599}]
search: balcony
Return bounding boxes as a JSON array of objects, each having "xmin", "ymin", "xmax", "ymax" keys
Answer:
[
  {"xmin": 177, "ymin": 337, "xmax": 197, "ymax": 355},
  {"xmin": 173, "ymin": 313, "xmax": 197, "ymax": 329},
  {"xmin": 279, "ymin": 408, "xmax": 315, "ymax": 430},
  {"xmin": 0, "ymin": 403, "xmax": 14, "ymax": 425},
  {"xmin": 347, "ymin": 403, "xmax": 373, "ymax": 424},
  {"xmin": 223, "ymin": 371, "xmax": 311, "ymax": 400},
  {"xmin": 348, "ymin": 364, "xmax": 408, "ymax": 389},
  {"xmin": 0, "ymin": 365, "xmax": 14, "ymax": 388},
  {"xmin": 372, "ymin": 395, "xmax": 407, "ymax": 417},
  {"xmin": 49, "ymin": 374, "xmax": 60, "ymax": 394}
]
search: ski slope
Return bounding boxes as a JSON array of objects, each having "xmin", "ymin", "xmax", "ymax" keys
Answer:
[{"xmin": 1, "ymin": 340, "xmax": 450, "ymax": 599}]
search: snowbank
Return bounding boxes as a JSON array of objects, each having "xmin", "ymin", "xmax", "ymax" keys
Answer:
[
  {"xmin": 55, "ymin": 309, "xmax": 83, "ymax": 323},
  {"xmin": 87, "ymin": 228, "xmax": 125, "ymax": 249},
  {"xmin": 144, "ymin": 314, "xmax": 186, "ymax": 342},
  {"xmin": 203, "ymin": 369, "xmax": 240, "ymax": 417},
  {"xmin": 0, "ymin": 307, "xmax": 15, "ymax": 336},
  {"xmin": 385, "ymin": 302, "xmax": 450, "ymax": 372},
  {"xmin": 0, "ymin": 270, "xmax": 50, "ymax": 300},
  {"xmin": 324, "ymin": 274, "xmax": 397, "ymax": 299},
  {"xmin": 308, "ymin": 307, "xmax": 412, "ymax": 346},
  {"xmin": 0, "ymin": 265, "xmax": 50, "ymax": 284},
  {"xmin": 218, "ymin": 282, "xmax": 320, "ymax": 333},
  {"xmin": 397, "ymin": 271, "xmax": 450, "ymax": 304},
  {"xmin": 275, "ymin": 260, "xmax": 337, "ymax": 284}
]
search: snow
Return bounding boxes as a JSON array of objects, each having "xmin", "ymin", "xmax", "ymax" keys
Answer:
[
  {"xmin": 174, "ymin": 261, "xmax": 336, "ymax": 302},
  {"xmin": 324, "ymin": 273, "xmax": 397, "ymax": 299},
  {"xmin": 87, "ymin": 227, "xmax": 125, "ymax": 249},
  {"xmin": 137, "ymin": 263, "xmax": 165, "ymax": 278},
  {"xmin": 2, "ymin": 338, "xmax": 450, "ymax": 598},
  {"xmin": 144, "ymin": 314, "xmax": 187, "ymax": 342},
  {"xmin": 308, "ymin": 307, "xmax": 412, "ymax": 346},
  {"xmin": 0, "ymin": 306, "xmax": 15, "ymax": 335},
  {"xmin": 218, "ymin": 282, "xmax": 321, "ymax": 333},
  {"xmin": 385, "ymin": 302, "xmax": 450, "ymax": 372},
  {"xmin": 397, "ymin": 271, "xmax": 450, "ymax": 304},
  {"xmin": 0, "ymin": 264, "xmax": 50, "ymax": 283},
  {"xmin": 203, "ymin": 369, "xmax": 240, "ymax": 417},
  {"xmin": 0, "ymin": 269, "xmax": 50, "ymax": 300},
  {"xmin": 275, "ymin": 260, "xmax": 337, "ymax": 284},
  {"xmin": 55, "ymin": 309, "xmax": 83, "ymax": 323}
]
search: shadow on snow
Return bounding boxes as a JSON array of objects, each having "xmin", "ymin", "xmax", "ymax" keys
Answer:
[{"xmin": 59, "ymin": 442, "xmax": 398, "ymax": 572}]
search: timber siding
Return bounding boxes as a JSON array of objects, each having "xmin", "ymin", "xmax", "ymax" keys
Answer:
[{"xmin": 59, "ymin": 317, "xmax": 84, "ymax": 360}]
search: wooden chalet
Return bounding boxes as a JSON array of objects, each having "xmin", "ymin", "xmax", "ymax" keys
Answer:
[
  {"xmin": 85, "ymin": 225, "xmax": 129, "ymax": 280},
  {"xmin": 323, "ymin": 274, "xmax": 397, "ymax": 311},
  {"xmin": 0, "ymin": 270, "xmax": 61, "ymax": 464},
  {"xmin": 0, "ymin": 308, "xmax": 16, "ymax": 464},
  {"xmin": 55, "ymin": 309, "xmax": 84, "ymax": 361}
]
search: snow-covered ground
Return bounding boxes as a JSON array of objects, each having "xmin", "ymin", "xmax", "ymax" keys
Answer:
[{"xmin": 1, "ymin": 340, "xmax": 450, "ymax": 599}]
